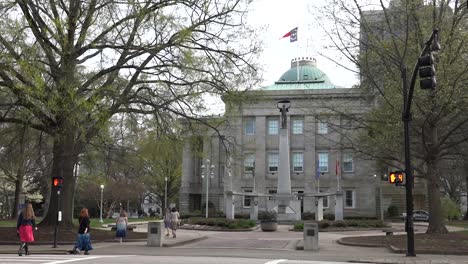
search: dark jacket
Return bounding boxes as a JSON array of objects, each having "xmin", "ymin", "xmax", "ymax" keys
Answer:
[
  {"xmin": 78, "ymin": 216, "xmax": 90, "ymax": 234},
  {"xmin": 16, "ymin": 212, "xmax": 36, "ymax": 230}
]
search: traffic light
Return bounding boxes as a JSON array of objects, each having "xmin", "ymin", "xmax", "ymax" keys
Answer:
[
  {"xmin": 418, "ymin": 54, "xmax": 436, "ymax": 89},
  {"xmin": 52, "ymin": 176, "xmax": 64, "ymax": 188},
  {"xmin": 388, "ymin": 171, "xmax": 405, "ymax": 185}
]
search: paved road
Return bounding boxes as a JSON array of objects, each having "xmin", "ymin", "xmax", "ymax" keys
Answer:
[{"xmin": 0, "ymin": 254, "xmax": 370, "ymax": 264}]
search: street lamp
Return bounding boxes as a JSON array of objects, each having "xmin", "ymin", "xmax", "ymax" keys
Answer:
[
  {"xmin": 164, "ymin": 177, "xmax": 168, "ymax": 210},
  {"xmin": 99, "ymin": 185, "xmax": 104, "ymax": 223},
  {"xmin": 201, "ymin": 159, "xmax": 215, "ymax": 218}
]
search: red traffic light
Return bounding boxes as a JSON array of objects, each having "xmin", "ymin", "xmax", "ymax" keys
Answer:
[
  {"xmin": 389, "ymin": 171, "xmax": 404, "ymax": 185},
  {"xmin": 52, "ymin": 177, "xmax": 64, "ymax": 188}
]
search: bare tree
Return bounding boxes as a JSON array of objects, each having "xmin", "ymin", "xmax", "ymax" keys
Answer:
[{"xmin": 317, "ymin": 0, "xmax": 468, "ymax": 233}]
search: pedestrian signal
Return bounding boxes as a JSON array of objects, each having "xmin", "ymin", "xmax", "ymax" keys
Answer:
[
  {"xmin": 388, "ymin": 171, "xmax": 404, "ymax": 185},
  {"xmin": 52, "ymin": 176, "xmax": 64, "ymax": 188}
]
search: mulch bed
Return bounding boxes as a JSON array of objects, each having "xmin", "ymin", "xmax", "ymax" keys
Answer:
[
  {"xmin": 0, "ymin": 226, "xmax": 147, "ymax": 245},
  {"xmin": 340, "ymin": 232, "xmax": 468, "ymax": 254}
]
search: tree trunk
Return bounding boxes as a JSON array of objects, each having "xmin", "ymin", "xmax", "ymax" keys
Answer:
[
  {"xmin": 426, "ymin": 157, "xmax": 448, "ymax": 234},
  {"xmin": 12, "ymin": 177, "xmax": 23, "ymax": 219},
  {"xmin": 39, "ymin": 131, "xmax": 79, "ymax": 227},
  {"xmin": 464, "ymin": 153, "xmax": 468, "ymax": 220}
]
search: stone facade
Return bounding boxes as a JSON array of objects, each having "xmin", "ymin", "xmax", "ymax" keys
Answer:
[{"xmin": 179, "ymin": 58, "xmax": 392, "ymax": 219}]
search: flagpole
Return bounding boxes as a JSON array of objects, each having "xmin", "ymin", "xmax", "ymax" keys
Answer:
[
  {"xmin": 337, "ymin": 160, "xmax": 341, "ymax": 192},
  {"xmin": 296, "ymin": 40, "xmax": 299, "ymax": 82}
]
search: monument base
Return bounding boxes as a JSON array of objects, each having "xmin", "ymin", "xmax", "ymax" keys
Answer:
[{"xmin": 276, "ymin": 200, "xmax": 301, "ymax": 221}]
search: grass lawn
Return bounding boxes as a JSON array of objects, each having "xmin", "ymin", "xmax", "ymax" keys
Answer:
[{"xmin": 447, "ymin": 220, "xmax": 468, "ymax": 229}]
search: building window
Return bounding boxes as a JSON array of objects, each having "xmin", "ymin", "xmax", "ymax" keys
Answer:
[
  {"xmin": 243, "ymin": 189, "xmax": 252, "ymax": 208},
  {"xmin": 343, "ymin": 153, "xmax": 354, "ymax": 172},
  {"xmin": 292, "ymin": 118, "xmax": 303, "ymax": 134},
  {"xmin": 244, "ymin": 154, "xmax": 255, "ymax": 172},
  {"xmin": 268, "ymin": 189, "xmax": 277, "ymax": 200},
  {"xmin": 292, "ymin": 152, "xmax": 304, "ymax": 172},
  {"xmin": 345, "ymin": 190, "xmax": 355, "ymax": 208},
  {"xmin": 267, "ymin": 118, "xmax": 279, "ymax": 135},
  {"xmin": 323, "ymin": 196, "xmax": 329, "ymax": 208},
  {"xmin": 318, "ymin": 152, "xmax": 328, "ymax": 172},
  {"xmin": 318, "ymin": 121, "xmax": 328, "ymax": 134},
  {"xmin": 268, "ymin": 153, "xmax": 279, "ymax": 172},
  {"xmin": 244, "ymin": 117, "xmax": 255, "ymax": 135}
]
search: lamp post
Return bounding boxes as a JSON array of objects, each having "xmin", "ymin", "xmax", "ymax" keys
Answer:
[
  {"xmin": 0, "ymin": 202, "xmax": 2, "ymax": 219},
  {"xmin": 99, "ymin": 185, "xmax": 104, "ymax": 223},
  {"xmin": 402, "ymin": 28, "xmax": 440, "ymax": 257},
  {"xmin": 164, "ymin": 177, "xmax": 168, "ymax": 210},
  {"xmin": 201, "ymin": 159, "xmax": 215, "ymax": 218}
]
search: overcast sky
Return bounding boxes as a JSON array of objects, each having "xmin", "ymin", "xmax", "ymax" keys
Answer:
[
  {"xmin": 247, "ymin": 0, "xmax": 360, "ymax": 88},
  {"xmin": 206, "ymin": 0, "xmax": 386, "ymax": 113}
]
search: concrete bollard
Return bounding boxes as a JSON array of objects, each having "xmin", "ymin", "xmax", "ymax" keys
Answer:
[
  {"xmin": 147, "ymin": 221, "xmax": 164, "ymax": 247},
  {"xmin": 303, "ymin": 222, "xmax": 319, "ymax": 251}
]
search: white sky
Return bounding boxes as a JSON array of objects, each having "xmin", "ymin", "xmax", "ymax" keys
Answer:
[{"xmin": 247, "ymin": 0, "xmax": 359, "ymax": 88}]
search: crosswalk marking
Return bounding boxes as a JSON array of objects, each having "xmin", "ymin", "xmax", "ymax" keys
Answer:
[
  {"xmin": 0, "ymin": 255, "xmax": 134, "ymax": 264},
  {"xmin": 264, "ymin": 260, "xmax": 287, "ymax": 264},
  {"xmin": 45, "ymin": 256, "xmax": 103, "ymax": 264}
]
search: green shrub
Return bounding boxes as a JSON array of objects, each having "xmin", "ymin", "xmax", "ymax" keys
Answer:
[
  {"xmin": 258, "ymin": 211, "xmax": 277, "ymax": 222},
  {"xmin": 294, "ymin": 222, "xmax": 304, "ymax": 230},
  {"xmin": 185, "ymin": 217, "xmax": 255, "ymax": 229},
  {"xmin": 234, "ymin": 213, "xmax": 250, "ymax": 219},
  {"xmin": 332, "ymin": 220, "xmax": 347, "ymax": 228},
  {"xmin": 324, "ymin": 213, "xmax": 335, "ymax": 221},
  {"xmin": 318, "ymin": 220, "xmax": 330, "ymax": 229},
  {"xmin": 346, "ymin": 220, "xmax": 359, "ymax": 227},
  {"xmin": 180, "ymin": 210, "xmax": 203, "ymax": 219},
  {"xmin": 441, "ymin": 196, "xmax": 462, "ymax": 220},
  {"xmin": 302, "ymin": 212, "xmax": 315, "ymax": 220},
  {"xmin": 387, "ymin": 204, "xmax": 400, "ymax": 217},
  {"xmin": 344, "ymin": 216, "xmax": 378, "ymax": 220}
]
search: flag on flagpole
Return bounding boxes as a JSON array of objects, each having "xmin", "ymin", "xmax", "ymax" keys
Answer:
[
  {"xmin": 280, "ymin": 27, "xmax": 298, "ymax": 42},
  {"xmin": 316, "ymin": 159, "xmax": 320, "ymax": 179}
]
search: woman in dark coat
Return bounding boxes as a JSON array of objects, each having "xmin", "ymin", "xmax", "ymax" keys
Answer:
[
  {"xmin": 17, "ymin": 203, "xmax": 37, "ymax": 256},
  {"xmin": 73, "ymin": 208, "xmax": 92, "ymax": 255}
]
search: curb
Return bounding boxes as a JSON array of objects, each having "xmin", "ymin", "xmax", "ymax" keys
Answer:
[
  {"xmin": 388, "ymin": 245, "xmax": 468, "ymax": 256},
  {"xmin": 179, "ymin": 225, "xmax": 259, "ymax": 232},
  {"xmin": 164, "ymin": 236, "xmax": 207, "ymax": 247},
  {"xmin": 336, "ymin": 238, "xmax": 387, "ymax": 248}
]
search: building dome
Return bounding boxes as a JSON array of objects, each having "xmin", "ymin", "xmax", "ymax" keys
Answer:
[{"xmin": 263, "ymin": 57, "xmax": 337, "ymax": 90}]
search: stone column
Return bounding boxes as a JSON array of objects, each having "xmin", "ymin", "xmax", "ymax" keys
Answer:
[
  {"xmin": 335, "ymin": 192, "xmax": 344, "ymax": 221},
  {"xmin": 180, "ymin": 141, "xmax": 193, "ymax": 213},
  {"xmin": 277, "ymin": 118, "xmax": 292, "ymax": 214},
  {"xmin": 250, "ymin": 197, "xmax": 258, "ymax": 220},
  {"xmin": 315, "ymin": 197, "xmax": 323, "ymax": 221},
  {"xmin": 225, "ymin": 192, "xmax": 235, "ymax": 220}
]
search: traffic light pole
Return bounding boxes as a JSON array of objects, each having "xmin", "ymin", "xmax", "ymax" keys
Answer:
[
  {"xmin": 402, "ymin": 28, "xmax": 439, "ymax": 257},
  {"xmin": 402, "ymin": 67, "xmax": 415, "ymax": 257},
  {"xmin": 53, "ymin": 189, "xmax": 61, "ymax": 248}
]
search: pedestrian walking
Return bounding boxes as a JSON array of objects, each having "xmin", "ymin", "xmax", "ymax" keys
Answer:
[
  {"xmin": 115, "ymin": 210, "xmax": 128, "ymax": 243},
  {"xmin": 72, "ymin": 208, "xmax": 92, "ymax": 255},
  {"xmin": 164, "ymin": 208, "xmax": 172, "ymax": 236},
  {"xmin": 17, "ymin": 203, "xmax": 37, "ymax": 256},
  {"xmin": 170, "ymin": 207, "xmax": 180, "ymax": 238}
]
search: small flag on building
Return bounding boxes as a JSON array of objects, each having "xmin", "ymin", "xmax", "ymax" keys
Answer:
[{"xmin": 280, "ymin": 27, "xmax": 298, "ymax": 42}]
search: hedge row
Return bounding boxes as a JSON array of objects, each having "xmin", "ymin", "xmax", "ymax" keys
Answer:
[
  {"xmin": 184, "ymin": 217, "xmax": 256, "ymax": 229},
  {"xmin": 294, "ymin": 219, "xmax": 387, "ymax": 230}
]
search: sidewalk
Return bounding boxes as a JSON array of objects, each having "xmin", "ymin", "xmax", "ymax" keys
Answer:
[{"xmin": 0, "ymin": 229, "xmax": 206, "ymax": 255}]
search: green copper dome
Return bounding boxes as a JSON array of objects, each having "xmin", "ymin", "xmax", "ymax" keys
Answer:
[{"xmin": 263, "ymin": 58, "xmax": 337, "ymax": 90}]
